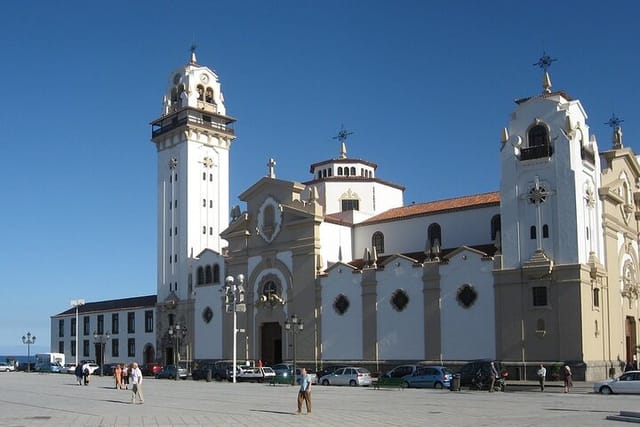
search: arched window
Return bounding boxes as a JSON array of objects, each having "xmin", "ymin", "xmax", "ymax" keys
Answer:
[
  {"xmin": 344, "ymin": 168, "xmax": 350, "ymax": 176},
  {"xmin": 530, "ymin": 226, "xmax": 537, "ymax": 239},
  {"xmin": 205, "ymin": 265, "xmax": 212, "ymax": 284},
  {"xmin": 337, "ymin": 167, "xmax": 343, "ymax": 175},
  {"xmin": 197, "ymin": 266, "xmax": 205, "ymax": 285},
  {"xmin": 491, "ymin": 215, "xmax": 501, "ymax": 241},
  {"xmin": 171, "ymin": 87, "xmax": 179, "ymax": 104},
  {"xmin": 528, "ymin": 124, "xmax": 549, "ymax": 147},
  {"xmin": 213, "ymin": 264, "xmax": 220, "ymax": 284},
  {"xmin": 205, "ymin": 88, "xmax": 214, "ymax": 103},
  {"xmin": 427, "ymin": 223, "xmax": 442, "ymax": 252},
  {"xmin": 542, "ymin": 224, "xmax": 549, "ymax": 238},
  {"xmin": 372, "ymin": 231, "xmax": 385, "ymax": 254},
  {"xmin": 350, "ymin": 167, "xmax": 356, "ymax": 175},
  {"xmin": 196, "ymin": 85, "xmax": 204, "ymax": 101}
]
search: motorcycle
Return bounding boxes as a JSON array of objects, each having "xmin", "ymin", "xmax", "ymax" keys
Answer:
[{"xmin": 470, "ymin": 370, "xmax": 507, "ymax": 392}]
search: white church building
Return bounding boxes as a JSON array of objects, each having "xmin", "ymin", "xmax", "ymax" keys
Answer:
[{"xmin": 52, "ymin": 51, "xmax": 640, "ymax": 381}]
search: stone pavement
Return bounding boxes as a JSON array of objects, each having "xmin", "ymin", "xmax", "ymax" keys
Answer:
[{"xmin": 0, "ymin": 372, "xmax": 634, "ymax": 426}]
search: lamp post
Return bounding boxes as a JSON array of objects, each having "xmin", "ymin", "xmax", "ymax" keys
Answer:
[
  {"xmin": 93, "ymin": 331, "xmax": 111, "ymax": 376},
  {"xmin": 284, "ymin": 314, "xmax": 304, "ymax": 385},
  {"xmin": 21, "ymin": 332, "xmax": 36, "ymax": 373},
  {"xmin": 224, "ymin": 274, "xmax": 246, "ymax": 384},
  {"xmin": 168, "ymin": 324, "xmax": 187, "ymax": 381},
  {"xmin": 70, "ymin": 299, "xmax": 85, "ymax": 368}
]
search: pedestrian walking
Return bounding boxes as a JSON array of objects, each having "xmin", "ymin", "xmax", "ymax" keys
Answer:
[
  {"xmin": 563, "ymin": 365, "xmax": 572, "ymax": 393},
  {"xmin": 115, "ymin": 364, "xmax": 123, "ymax": 389},
  {"xmin": 130, "ymin": 362, "xmax": 144, "ymax": 404},
  {"xmin": 296, "ymin": 367, "xmax": 311, "ymax": 415},
  {"xmin": 488, "ymin": 362, "xmax": 498, "ymax": 392},
  {"xmin": 82, "ymin": 361, "xmax": 91, "ymax": 385},
  {"xmin": 74, "ymin": 364, "xmax": 83, "ymax": 385},
  {"xmin": 536, "ymin": 364, "xmax": 546, "ymax": 391},
  {"xmin": 122, "ymin": 364, "xmax": 129, "ymax": 389}
]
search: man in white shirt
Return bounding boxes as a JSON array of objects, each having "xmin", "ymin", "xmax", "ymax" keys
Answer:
[
  {"xmin": 537, "ymin": 364, "xmax": 547, "ymax": 391},
  {"xmin": 130, "ymin": 362, "xmax": 144, "ymax": 404}
]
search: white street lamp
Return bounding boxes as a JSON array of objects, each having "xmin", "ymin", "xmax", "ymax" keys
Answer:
[
  {"xmin": 70, "ymin": 299, "xmax": 85, "ymax": 368},
  {"xmin": 225, "ymin": 274, "xmax": 246, "ymax": 383},
  {"xmin": 284, "ymin": 314, "xmax": 304, "ymax": 385},
  {"xmin": 21, "ymin": 332, "xmax": 36, "ymax": 373}
]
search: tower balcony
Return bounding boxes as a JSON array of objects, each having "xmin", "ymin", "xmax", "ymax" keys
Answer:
[
  {"xmin": 520, "ymin": 144, "xmax": 553, "ymax": 161},
  {"xmin": 151, "ymin": 107, "xmax": 235, "ymax": 139}
]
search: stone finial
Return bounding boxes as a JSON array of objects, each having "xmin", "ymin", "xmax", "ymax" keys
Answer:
[{"xmin": 267, "ymin": 158, "xmax": 276, "ymax": 179}]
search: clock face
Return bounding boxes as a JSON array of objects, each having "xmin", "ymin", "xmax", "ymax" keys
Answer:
[
  {"xmin": 173, "ymin": 74, "xmax": 182, "ymax": 85},
  {"xmin": 200, "ymin": 73, "xmax": 209, "ymax": 83}
]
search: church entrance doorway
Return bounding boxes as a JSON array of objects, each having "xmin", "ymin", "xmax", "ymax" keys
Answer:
[
  {"xmin": 261, "ymin": 322, "xmax": 282, "ymax": 366},
  {"xmin": 625, "ymin": 316, "xmax": 637, "ymax": 366},
  {"xmin": 143, "ymin": 344, "xmax": 155, "ymax": 364}
]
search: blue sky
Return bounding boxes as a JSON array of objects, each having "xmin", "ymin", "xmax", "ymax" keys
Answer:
[{"xmin": 0, "ymin": 0, "xmax": 638, "ymax": 354}]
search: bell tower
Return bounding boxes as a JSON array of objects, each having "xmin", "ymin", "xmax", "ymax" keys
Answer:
[
  {"xmin": 499, "ymin": 53, "xmax": 603, "ymax": 269},
  {"xmin": 150, "ymin": 47, "xmax": 236, "ymax": 304}
]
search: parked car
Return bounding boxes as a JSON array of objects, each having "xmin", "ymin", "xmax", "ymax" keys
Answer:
[
  {"xmin": 319, "ymin": 367, "xmax": 372, "ymax": 386},
  {"xmin": 140, "ymin": 362, "xmax": 163, "ymax": 376},
  {"xmin": 192, "ymin": 363, "xmax": 217, "ymax": 381},
  {"xmin": 101, "ymin": 363, "xmax": 120, "ymax": 376},
  {"xmin": 402, "ymin": 365, "xmax": 453, "ymax": 389},
  {"xmin": 382, "ymin": 364, "xmax": 421, "ymax": 379},
  {"xmin": 16, "ymin": 362, "xmax": 36, "ymax": 372},
  {"xmin": 0, "ymin": 362, "xmax": 15, "ymax": 372},
  {"xmin": 81, "ymin": 363, "xmax": 100, "ymax": 375},
  {"xmin": 457, "ymin": 360, "xmax": 506, "ymax": 386},
  {"xmin": 594, "ymin": 371, "xmax": 640, "ymax": 394},
  {"xmin": 296, "ymin": 367, "xmax": 318, "ymax": 384},
  {"xmin": 317, "ymin": 365, "xmax": 346, "ymax": 379},
  {"xmin": 155, "ymin": 365, "xmax": 188, "ymax": 380},
  {"xmin": 62, "ymin": 363, "xmax": 76, "ymax": 374},
  {"xmin": 272, "ymin": 363, "xmax": 294, "ymax": 377},
  {"xmin": 233, "ymin": 366, "xmax": 276, "ymax": 383},
  {"xmin": 36, "ymin": 362, "xmax": 64, "ymax": 373}
]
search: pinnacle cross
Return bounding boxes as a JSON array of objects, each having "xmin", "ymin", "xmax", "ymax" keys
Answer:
[
  {"xmin": 533, "ymin": 52, "xmax": 557, "ymax": 93},
  {"xmin": 332, "ymin": 124, "xmax": 353, "ymax": 159}
]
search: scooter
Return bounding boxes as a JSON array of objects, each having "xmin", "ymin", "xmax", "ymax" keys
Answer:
[{"xmin": 470, "ymin": 371, "xmax": 506, "ymax": 392}]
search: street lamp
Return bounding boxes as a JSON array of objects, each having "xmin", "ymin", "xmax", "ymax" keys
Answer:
[
  {"xmin": 168, "ymin": 324, "xmax": 187, "ymax": 381},
  {"xmin": 70, "ymin": 299, "xmax": 85, "ymax": 368},
  {"xmin": 93, "ymin": 331, "xmax": 111, "ymax": 376},
  {"xmin": 224, "ymin": 274, "xmax": 246, "ymax": 384},
  {"xmin": 284, "ymin": 314, "xmax": 304, "ymax": 385},
  {"xmin": 21, "ymin": 332, "xmax": 36, "ymax": 373}
]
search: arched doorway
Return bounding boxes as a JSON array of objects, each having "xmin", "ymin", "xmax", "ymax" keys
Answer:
[
  {"xmin": 625, "ymin": 316, "xmax": 637, "ymax": 365},
  {"xmin": 261, "ymin": 322, "xmax": 282, "ymax": 366},
  {"xmin": 143, "ymin": 344, "xmax": 155, "ymax": 364}
]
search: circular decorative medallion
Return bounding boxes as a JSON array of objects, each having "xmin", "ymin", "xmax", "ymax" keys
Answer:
[
  {"xmin": 456, "ymin": 284, "xmax": 477, "ymax": 308},
  {"xmin": 391, "ymin": 289, "xmax": 409, "ymax": 312}
]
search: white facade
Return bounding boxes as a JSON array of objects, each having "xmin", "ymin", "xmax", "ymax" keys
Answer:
[{"xmin": 50, "ymin": 296, "xmax": 157, "ymax": 366}]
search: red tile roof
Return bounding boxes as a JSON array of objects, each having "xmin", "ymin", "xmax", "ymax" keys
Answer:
[{"xmin": 360, "ymin": 191, "xmax": 500, "ymax": 225}]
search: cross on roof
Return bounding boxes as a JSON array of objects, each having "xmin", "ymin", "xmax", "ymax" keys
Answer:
[
  {"xmin": 332, "ymin": 124, "xmax": 353, "ymax": 159},
  {"xmin": 533, "ymin": 52, "xmax": 557, "ymax": 73}
]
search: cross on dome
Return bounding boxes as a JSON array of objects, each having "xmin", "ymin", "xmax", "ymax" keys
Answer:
[
  {"xmin": 332, "ymin": 124, "xmax": 354, "ymax": 159},
  {"xmin": 533, "ymin": 52, "xmax": 557, "ymax": 93}
]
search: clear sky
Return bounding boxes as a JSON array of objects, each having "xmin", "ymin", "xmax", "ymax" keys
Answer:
[{"xmin": 1, "ymin": 0, "xmax": 638, "ymax": 354}]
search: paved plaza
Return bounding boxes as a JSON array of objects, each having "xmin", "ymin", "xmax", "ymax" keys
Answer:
[{"xmin": 0, "ymin": 372, "xmax": 635, "ymax": 426}]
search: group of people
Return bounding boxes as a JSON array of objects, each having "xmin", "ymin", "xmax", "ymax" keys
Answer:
[
  {"xmin": 72, "ymin": 361, "xmax": 143, "ymax": 404},
  {"xmin": 536, "ymin": 363, "xmax": 572, "ymax": 393}
]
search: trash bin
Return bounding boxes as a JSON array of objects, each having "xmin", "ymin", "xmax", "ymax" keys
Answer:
[
  {"xmin": 206, "ymin": 369, "xmax": 212, "ymax": 382},
  {"xmin": 450, "ymin": 374, "xmax": 461, "ymax": 391}
]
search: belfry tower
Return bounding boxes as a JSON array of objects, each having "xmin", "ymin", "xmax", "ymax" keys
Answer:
[{"xmin": 151, "ymin": 48, "xmax": 236, "ymax": 363}]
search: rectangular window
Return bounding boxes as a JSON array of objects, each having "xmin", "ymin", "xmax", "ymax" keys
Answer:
[
  {"xmin": 83, "ymin": 340, "xmax": 90, "ymax": 357},
  {"xmin": 97, "ymin": 314, "xmax": 104, "ymax": 335},
  {"xmin": 58, "ymin": 341, "xmax": 64, "ymax": 353},
  {"xmin": 111, "ymin": 338, "xmax": 119, "ymax": 358},
  {"xmin": 58, "ymin": 319, "xmax": 64, "ymax": 337},
  {"xmin": 128, "ymin": 338, "xmax": 136, "ymax": 357},
  {"xmin": 341, "ymin": 199, "xmax": 360, "ymax": 211},
  {"xmin": 593, "ymin": 288, "xmax": 600, "ymax": 308},
  {"xmin": 71, "ymin": 318, "xmax": 76, "ymax": 337},
  {"xmin": 127, "ymin": 312, "xmax": 135, "ymax": 334},
  {"xmin": 71, "ymin": 340, "xmax": 76, "ymax": 356},
  {"xmin": 83, "ymin": 316, "xmax": 90, "ymax": 335},
  {"xmin": 112, "ymin": 313, "xmax": 119, "ymax": 334},
  {"xmin": 532, "ymin": 286, "xmax": 548, "ymax": 307},
  {"xmin": 145, "ymin": 310, "xmax": 154, "ymax": 333}
]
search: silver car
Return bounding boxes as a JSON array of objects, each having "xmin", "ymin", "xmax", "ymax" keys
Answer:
[
  {"xmin": 319, "ymin": 367, "xmax": 372, "ymax": 386},
  {"xmin": 594, "ymin": 370, "xmax": 640, "ymax": 394}
]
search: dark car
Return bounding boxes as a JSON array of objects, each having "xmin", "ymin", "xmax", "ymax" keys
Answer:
[
  {"xmin": 140, "ymin": 362, "xmax": 163, "ymax": 376},
  {"xmin": 155, "ymin": 364, "xmax": 187, "ymax": 380},
  {"xmin": 317, "ymin": 365, "xmax": 346, "ymax": 379},
  {"xmin": 382, "ymin": 364, "xmax": 421, "ymax": 379},
  {"xmin": 192, "ymin": 362, "xmax": 230, "ymax": 381},
  {"xmin": 458, "ymin": 360, "xmax": 506, "ymax": 386}
]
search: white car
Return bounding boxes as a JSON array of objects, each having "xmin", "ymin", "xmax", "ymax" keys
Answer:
[
  {"xmin": 594, "ymin": 370, "xmax": 640, "ymax": 394},
  {"xmin": 319, "ymin": 367, "xmax": 372, "ymax": 386},
  {"xmin": 62, "ymin": 364, "xmax": 77, "ymax": 374},
  {"xmin": 82, "ymin": 363, "xmax": 100, "ymax": 375},
  {"xmin": 0, "ymin": 362, "xmax": 15, "ymax": 372}
]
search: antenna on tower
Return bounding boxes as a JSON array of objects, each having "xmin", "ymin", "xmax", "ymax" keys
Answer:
[{"xmin": 332, "ymin": 124, "xmax": 354, "ymax": 159}]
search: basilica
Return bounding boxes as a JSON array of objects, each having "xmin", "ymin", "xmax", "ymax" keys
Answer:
[{"xmin": 52, "ymin": 51, "xmax": 640, "ymax": 381}]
